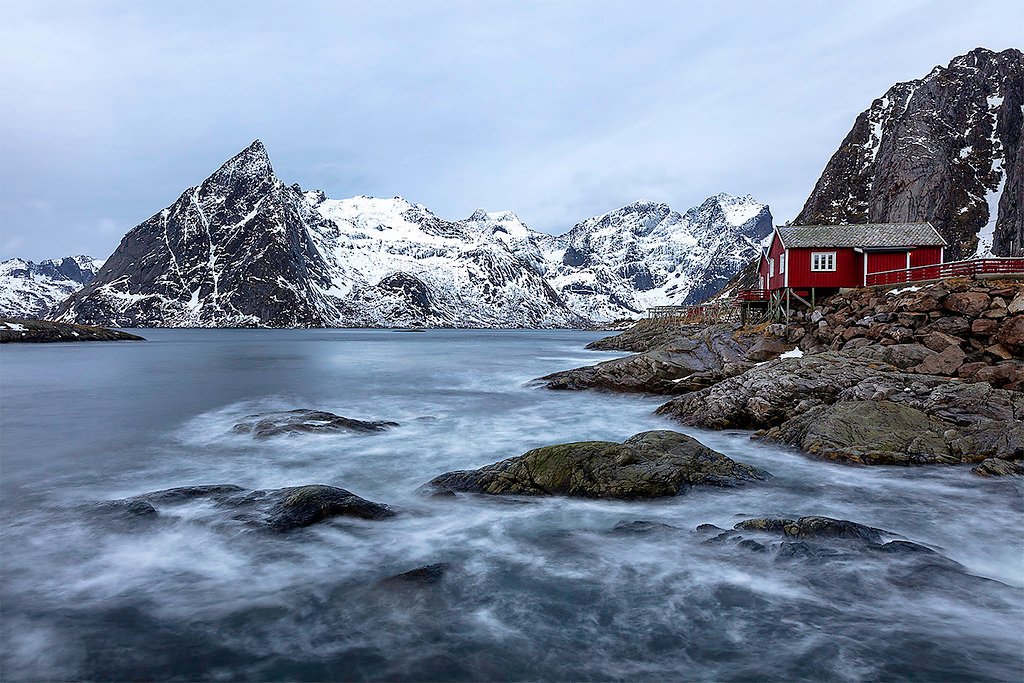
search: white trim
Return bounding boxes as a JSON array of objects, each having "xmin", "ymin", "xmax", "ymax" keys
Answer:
[
  {"xmin": 906, "ymin": 252, "xmax": 911, "ymax": 269},
  {"xmin": 863, "ymin": 252, "xmax": 868, "ymax": 286},
  {"xmin": 784, "ymin": 249, "xmax": 790, "ymax": 287},
  {"xmin": 810, "ymin": 251, "xmax": 837, "ymax": 272}
]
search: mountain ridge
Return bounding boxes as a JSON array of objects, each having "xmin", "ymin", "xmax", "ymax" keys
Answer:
[{"xmin": 46, "ymin": 140, "xmax": 769, "ymax": 327}]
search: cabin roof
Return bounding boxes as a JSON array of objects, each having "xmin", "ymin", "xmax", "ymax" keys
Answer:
[{"xmin": 776, "ymin": 222, "xmax": 946, "ymax": 248}]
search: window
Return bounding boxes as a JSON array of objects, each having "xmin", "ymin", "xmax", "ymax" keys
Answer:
[
  {"xmin": 769, "ymin": 258, "xmax": 775, "ymax": 277},
  {"xmin": 779, "ymin": 252, "xmax": 786, "ymax": 274},
  {"xmin": 811, "ymin": 251, "xmax": 837, "ymax": 272}
]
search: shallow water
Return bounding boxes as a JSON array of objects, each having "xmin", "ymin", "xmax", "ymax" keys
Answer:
[{"xmin": 1, "ymin": 329, "xmax": 1021, "ymax": 681}]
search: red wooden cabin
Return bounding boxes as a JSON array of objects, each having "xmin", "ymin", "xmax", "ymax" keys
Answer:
[{"xmin": 757, "ymin": 222, "xmax": 946, "ymax": 297}]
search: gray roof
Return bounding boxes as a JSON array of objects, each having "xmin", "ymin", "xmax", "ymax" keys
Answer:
[{"xmin": 777, "ymin": 223, "xmax": 946, "ymax": 248}]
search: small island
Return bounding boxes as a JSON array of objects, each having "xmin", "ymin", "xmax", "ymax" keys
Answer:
[{"xmin": 0, "ymin": 318, "xmax": 144, "ymax": 344}]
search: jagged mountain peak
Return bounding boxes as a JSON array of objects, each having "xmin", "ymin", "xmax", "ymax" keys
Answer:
[{"xmin": 795, "ymin": 46, "xmax": 1023, "ymax": 258}]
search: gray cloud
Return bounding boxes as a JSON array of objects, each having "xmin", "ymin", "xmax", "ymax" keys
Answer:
[{"xmin": 1, "ymin": 0, "xmax": 1020, "ymax": 260}]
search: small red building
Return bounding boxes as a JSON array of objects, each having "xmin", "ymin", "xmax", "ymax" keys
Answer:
[{"xmin": 758, "ymin": 222, "xmax": 946, "ymax": 295}]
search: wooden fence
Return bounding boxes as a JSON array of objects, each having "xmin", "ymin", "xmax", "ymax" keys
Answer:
[{"xmin": 865, "ymin": 257, "xmax": 1024, "ymax": 286}]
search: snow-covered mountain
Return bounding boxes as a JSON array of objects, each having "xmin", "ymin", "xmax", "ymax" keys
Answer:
[
  {"xmin": 0, "ymin": 255, "xmax": 103, "ymax": 319},
  {"xmin": 538, "ymin": 195, "xmax": 771, "ymax": 319},
  {"xmin": 50, "ymin": 140, "xmax": 771, "ymax": 327}
]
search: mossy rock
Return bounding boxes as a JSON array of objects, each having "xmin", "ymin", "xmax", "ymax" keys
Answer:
[
  {"xmin": 768, "ymin": 400, "xmax": 957, "ymax": 466},
  {"xmin": 426, "ymin": 430, "xmax": 768, "ymax": 500}
]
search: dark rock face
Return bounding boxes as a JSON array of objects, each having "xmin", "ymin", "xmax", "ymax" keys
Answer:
[
  {"xmin": 426, "ymin": 430, "xmax": 768, "ymax": 499},
  {"xmin": 795, "ymin": 48, "xmax": 1024, "ymax": 258},
  {"xmin": 55, "ymin": 140, "xmax": 337, "ymax": 328},
  {"xmin": 231, "ymin": 409, "xmax": 398, "ymax": 439},
  {"xmin": 105, "ymin": 483, "xmax": 395, "ymax": 532},
  {"xmin": 0, "ymin": 318, "xmax": 145, "ymax": 343},
  {"xmin": 541, "ymin": 324, "xmax": 793, "ymax": 394}
]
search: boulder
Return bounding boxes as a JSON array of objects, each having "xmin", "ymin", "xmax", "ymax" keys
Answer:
[
  {"xmin": 995, "ymin": 315, "xmax": 1024, "ymax": 351},
  {"xmin": 232, "ymin": 409, "xmax": 398, "ymax": 439},
  {"xmin": 913, "ymin": 344, "xmax": 966, "ymax": 376},
  {"xmin": 425, "ymin": 430, "xmax": 768, "ymax": 499},
  {"xmin": 943, "ymin": 291, "xmax": 991, "ymax": 316},
  {"xmin": 970, "ymin": 318, "xmax": 1000, "ymax": 337},
  {"xmin": 972, "ymin": 459, "xmax": 1024, "ymax": 476},
  {"xmin": 263, "ymin": 485, "xmax": 397, "ymax": 530}
]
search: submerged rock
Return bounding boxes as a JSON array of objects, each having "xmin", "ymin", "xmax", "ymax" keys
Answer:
[
  {"xmin": 426, "ymin": 430, "xmax": 768, "ymax": 499},
  {"xmin": 379, "ymin": 562, "xmax": 450, "ymax": 586},
  {"xmin": 734, "ymin": 515, "xmax": 887, "ymax": 543},
  {"xmin": 263, "ymin": 485, "xmax": 397, "ymax": 530},
  {"xmin": 232, "ymin": 409, "xmax": 398, "ymax": 439},
  {"xmin": 102, "ymin": 483, "xmax": 395, "ymax": 531},
  {"xmin": 609, "ymin": 520, "xmax": 683, "ymax": 535}
]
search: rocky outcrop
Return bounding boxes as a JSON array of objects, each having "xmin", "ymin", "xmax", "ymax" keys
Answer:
[
  {"xmin": 231, "ymin": 409, "xmax": 398, "ymax": 439},
  {"xmin": 0, "ymin": 318, "xmax": 144, "ymax": 343},
  {"xmin": 102, "ymin": 483, "xmax": 396, "ymax": 531},
  {"xmin": 657, "ymin": 352, "xmax": 1023, "ymax": 470},
  {"xmin": 426, "ymin": 430, "xmax": 768, "ymax": 499},
  {"xmin": 541, "ymin": 324, "xmax": 793, "ymax": 394},
  {"xmin": 794, "ymin": 47, "xmax": 1024, "ymax": 258}
]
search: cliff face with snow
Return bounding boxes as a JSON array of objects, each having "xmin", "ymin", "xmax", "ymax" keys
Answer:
[
  {"xmin": 49, "ymin": 140, "xmax": 770, "ymax": 328},
  {"xmin": 796, "ymin": 47, "xmax": 1023, "ymax": 259},
  {"xmin": 0, "ymin": 255, "xmax": 103, "ymax": 319}
]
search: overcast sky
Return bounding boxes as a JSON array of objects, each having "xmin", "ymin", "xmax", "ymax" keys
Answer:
[{"xmin": 0, "ymin": 0, "xmax": 1020, "ymax": 261}]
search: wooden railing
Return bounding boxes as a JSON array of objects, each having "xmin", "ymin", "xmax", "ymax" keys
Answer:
[
  {"xmin": 647, "ymin": 302, "xmax": 739, "ymax": 324},
  {"xmin": 865, "ymin": 257, "xmax": 1024, "ymax": 286},
  {"xmin": 736, "ymin": 289, "xmax": 770, "ymax": 301}
]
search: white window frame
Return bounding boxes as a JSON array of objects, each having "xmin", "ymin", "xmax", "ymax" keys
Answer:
[
  {"xmin": 811, "ymin": 251, "xmax": 837, "ymax": 272},
  {"xmin": 779, "ymin": 252, "xmax": 786, "ymax": 274},
  {"xmin": 769, "ymin": 258, "xmax": 775, "ymax": 277}
]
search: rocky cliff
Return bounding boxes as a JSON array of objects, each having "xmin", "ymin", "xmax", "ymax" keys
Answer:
[{"xmin": 796, "ymin": 47, "xmax": 1023, "ymax": 259}]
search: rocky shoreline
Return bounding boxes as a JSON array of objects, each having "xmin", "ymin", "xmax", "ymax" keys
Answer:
[{"xmin": 551, "ymin": 277, "xmax": 1024, "ymax": 476}]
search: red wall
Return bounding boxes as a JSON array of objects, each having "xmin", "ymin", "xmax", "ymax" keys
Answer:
[
  {"xmin": 867, "ymin": 251, "xmax": 909, "ymax": 275},
  {"xmin": 787, "ymin": 247, "xmax": 862, "ymax": 288},
  {"xmin": 910, "ymin": 246, "xmax": 943, "ymax": 267}
]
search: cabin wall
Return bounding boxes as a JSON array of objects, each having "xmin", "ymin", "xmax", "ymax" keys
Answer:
[
  {"xmin": 866, "ymin": 251, "xmax": 909, "ymax": 276},
  {"xmin": 910, "ymin": 246, "xmax": 943, "ymax": 268},
  {"xmin": 787, "ymin": 247, "xmax": 862, "ymax": 288},
  {"xmin": 766, "ymin": 234, "xmax": 786, "ymax": 289}
]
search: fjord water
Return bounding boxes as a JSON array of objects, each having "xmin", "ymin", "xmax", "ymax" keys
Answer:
[{"xmin": 1, "ymin": 330, "xmax": 1021, "ymax": 681}]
